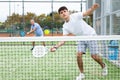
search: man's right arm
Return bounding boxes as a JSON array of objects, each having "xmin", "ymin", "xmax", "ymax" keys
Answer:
[
  {"xmin": 83, "ymin": 3, "xmax": 99, "ymax": 17},
  {"xmin": 50, "ymin": 34, "xmax": 69, "ymax": 52}
]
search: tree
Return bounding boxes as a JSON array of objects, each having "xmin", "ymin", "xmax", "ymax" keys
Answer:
[
  {"xmin": 0, "ymin": 22, "xmax": 5, "ymax": 29},
  {"xmin": 25, "ymin": 12, "xmax": 37, "ymax": 22},
  {"xmin": 3, "ymin": 10, "xmax": 92, "ymax": 35}
]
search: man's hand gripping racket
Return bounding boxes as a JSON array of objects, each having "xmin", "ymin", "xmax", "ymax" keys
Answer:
[{"xmin": 50, "ymin": 46, "xmax": 58, "ymax": 52}]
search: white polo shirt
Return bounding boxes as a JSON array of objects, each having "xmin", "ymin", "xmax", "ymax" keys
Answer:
[{"xmin": 63, "ymin": 12, "xmax": 97, "ymax": 36}]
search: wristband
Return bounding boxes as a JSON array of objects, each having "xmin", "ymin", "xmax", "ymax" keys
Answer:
[{"xmin": 53, "ymin": 46, "xmax": 58, "ymax": 49}]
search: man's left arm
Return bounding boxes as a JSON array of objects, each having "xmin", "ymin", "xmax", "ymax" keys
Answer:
[
  {"xmin": 83, "ymin": 3, "xmax": 100, "ymax": 17},
  {"xmin": 27, "ymin": 26, "xmax": 37, "ymax": 34}
]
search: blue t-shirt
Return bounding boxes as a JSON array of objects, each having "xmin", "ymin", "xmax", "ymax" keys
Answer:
[{"xmin": 31, "ymin": 23, "xmax": 43, "ymax": 36}]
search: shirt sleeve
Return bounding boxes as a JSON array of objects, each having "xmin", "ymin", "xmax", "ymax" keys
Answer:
[
  {"xmin": 34, "ymin": 23, "xmax": 38, "ymax": 30},
  {"xmin": 72, "ymin": 12, "xmax": 83, "ymax": 20}
]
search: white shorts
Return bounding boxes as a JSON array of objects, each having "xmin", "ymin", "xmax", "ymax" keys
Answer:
[{"xmin": 77, "ymin": 41, "xmax": 99, "ymax": 55}]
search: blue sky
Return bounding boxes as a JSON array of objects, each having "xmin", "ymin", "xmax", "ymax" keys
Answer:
[{"xmin": 0, "ymin": 0, "xmax": 86, "ymax": 22}]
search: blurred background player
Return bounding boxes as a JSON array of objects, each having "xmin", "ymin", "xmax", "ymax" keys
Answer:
[
  {"xmin": 27, "ymin": 19, "xmax": 45, "ymax": 50},
  {"xmin": 50, "ymin": 3, "xmax": 108, "ymax": 80}
]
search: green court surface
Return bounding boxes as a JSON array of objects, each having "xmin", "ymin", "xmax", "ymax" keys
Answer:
[{"xmin": 0, "ymin": 45, "xmax": 120, "ymax": 80}]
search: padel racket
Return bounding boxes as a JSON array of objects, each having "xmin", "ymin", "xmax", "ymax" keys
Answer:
[{"xmin": 32, "ymin": 46, "xmax": 49, "ymax": 57}]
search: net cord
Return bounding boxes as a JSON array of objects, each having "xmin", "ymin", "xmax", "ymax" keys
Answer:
[{"xmin": 0, "ymin": 35, "xmax": 120, "ymax": 42}]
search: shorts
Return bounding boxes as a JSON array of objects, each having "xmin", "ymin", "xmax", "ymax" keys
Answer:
[
  {"xmin": 35, "ymin": 34, "xmax": 43, "ymax": 37},
  {"xmin": 77, "ymin": 41, "xmax": 99, "ymax": 55}
]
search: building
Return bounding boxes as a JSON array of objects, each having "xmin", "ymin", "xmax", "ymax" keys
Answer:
[{"xmin": 87, "ymin": 0, "xmax": 120, "ymax": 35}]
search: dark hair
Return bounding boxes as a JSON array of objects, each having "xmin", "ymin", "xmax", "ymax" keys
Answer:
[{"xmin": 58, "ymin": 6, "xmax": 68, "ymax": 14}]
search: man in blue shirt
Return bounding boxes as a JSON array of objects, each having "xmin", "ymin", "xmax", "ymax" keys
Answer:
[{"xmin": 27, "ymin": 19, "xmax": 45, "ymax": 50}]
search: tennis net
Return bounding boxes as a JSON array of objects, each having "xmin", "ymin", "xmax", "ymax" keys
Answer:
[{"xmin": 0, "ymin": 36, "xmax": 120, "ymax": 80}]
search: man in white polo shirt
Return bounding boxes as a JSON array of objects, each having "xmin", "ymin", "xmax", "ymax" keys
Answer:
[{"xmin": 50, "ymin": 3, "xmax": 108, "ymax": 80}]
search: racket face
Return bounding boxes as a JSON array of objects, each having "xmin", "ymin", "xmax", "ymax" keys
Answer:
[
  {"xmin": 32, "ymin": 46, "xmax": 47, "ymax": 57},
  {"xmin": 20, "ymin": 31, "xmax": 25, "ymax": 37}
]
